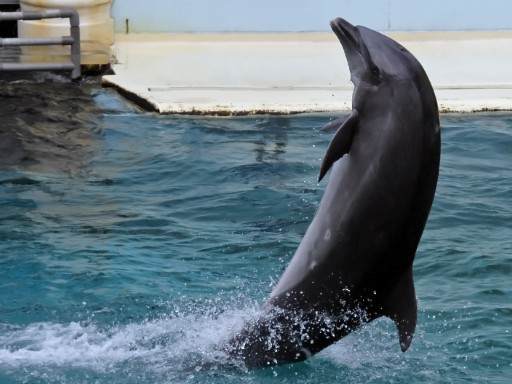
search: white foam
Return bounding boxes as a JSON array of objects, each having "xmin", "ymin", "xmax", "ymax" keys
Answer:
[
  {"xmin": 0, "ymin": 307, "xmax": 258, "ymax": 372},
  {"xmin": 0, "ymin": 306, "xmax": 405, "ymax": 382}
]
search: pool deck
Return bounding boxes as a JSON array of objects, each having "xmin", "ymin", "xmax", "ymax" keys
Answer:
[{"xmin": 102, "ymin": 31, "xmax": 512, "ymax": 115}]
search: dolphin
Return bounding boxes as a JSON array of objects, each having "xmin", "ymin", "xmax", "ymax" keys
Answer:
[{"xmin": 226, "ymin": 17, "xmax": 441, "ymax": 367}]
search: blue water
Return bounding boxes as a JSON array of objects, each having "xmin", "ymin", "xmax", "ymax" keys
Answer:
[{"xmin": 0, "ymin": 90, "xmax": 511, "ymax": 383}]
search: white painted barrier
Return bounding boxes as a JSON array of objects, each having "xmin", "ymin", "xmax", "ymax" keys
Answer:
[{"xmin": 103, "ymin": 32, "xmax": 512, "ymax": 114}]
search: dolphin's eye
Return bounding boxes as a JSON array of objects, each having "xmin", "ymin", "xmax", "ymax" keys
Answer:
[{"xmin": 371, "ymin": 66, "xmax": 380, "ymax": 77}]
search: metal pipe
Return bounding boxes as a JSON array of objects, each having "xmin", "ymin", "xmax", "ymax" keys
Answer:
[
  {"xmin": 68, "ymin": 10, "xmax": 81, "ymax": 79},
  {"xmin": 0, "ymin": 63, "xmax": 75, "ymax": 71},
  {"xmin": 0, "ymin": 10, "xmax": 76, "ymax": 21},
  {"xmin": 0, "ymin": 9, "xmax": 81, "ymax": 79},
  {"xmin": 0, "ymin": 36, "xmax": 73, "ymax": 46}
]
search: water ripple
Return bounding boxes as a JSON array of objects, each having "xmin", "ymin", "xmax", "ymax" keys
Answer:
[{"xmin": 0, "ymin": 100, "xmax": 511, "ymax": 383}]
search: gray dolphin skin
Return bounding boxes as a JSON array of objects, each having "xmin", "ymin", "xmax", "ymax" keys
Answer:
[{"xmin": 227, "ymin": 17, "xmax": 441, "ymax": 367}]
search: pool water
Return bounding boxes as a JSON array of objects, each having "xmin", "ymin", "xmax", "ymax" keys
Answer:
[{"xmin": 0, "ymin": 88, "xmax": 511, "ymax": 383}]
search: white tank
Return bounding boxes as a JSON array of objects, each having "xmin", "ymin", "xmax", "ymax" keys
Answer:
[{"xmin": 18, "ymin": 0, "xmax": 113, "ymax": 65}]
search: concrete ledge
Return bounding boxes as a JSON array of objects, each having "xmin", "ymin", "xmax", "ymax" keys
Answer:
[{"xmin": 103, "ymin": 32, "xmax": 512, "ymax": 114}]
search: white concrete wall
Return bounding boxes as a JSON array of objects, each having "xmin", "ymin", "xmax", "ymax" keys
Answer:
[
  {"xmin": 104, "ymin": 31, "xmax": 512, "ymax": 114},
  {"xmin": 112, "ymin": 0, "xmax": 512, "ymax": 33}
]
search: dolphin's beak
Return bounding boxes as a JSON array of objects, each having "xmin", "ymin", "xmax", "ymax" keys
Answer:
[
  {"xmin": 330, "ymin": 17, "xmax": 376, "ymax": 83},
  {"xmin": 330, "ymin": 18, "xmax": 359, "ymax": 52}
]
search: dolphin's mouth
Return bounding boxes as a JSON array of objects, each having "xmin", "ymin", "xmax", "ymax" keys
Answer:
[
  {"xmin": 330, "ymin": 17, "xmax": 378, "ymax": 83},
  {"xmin": 330, "ymin": 17, "xmax": 360, "ymax": 52}
]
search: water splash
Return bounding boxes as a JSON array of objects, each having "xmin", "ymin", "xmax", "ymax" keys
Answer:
[
  {"xmin": 0, "ymin": 308, "xmax": 257, "ymax": 372},
  {"xmin": 0, "ymin": 302, "xmax": 410, "ymax": 383}
]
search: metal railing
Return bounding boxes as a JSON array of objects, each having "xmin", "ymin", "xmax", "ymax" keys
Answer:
[{"xmin": 0, "ymin": 9, "xmax": 81, "ymax": 79}]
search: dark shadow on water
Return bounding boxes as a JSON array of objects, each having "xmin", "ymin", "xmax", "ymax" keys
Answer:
[
  {"xmin": 0, "ymin": 73, "xmax": 103, "ymax": 174},
  {"xmin": 253, "ymin": 117, "xmax": 289, "ymax": 163}
]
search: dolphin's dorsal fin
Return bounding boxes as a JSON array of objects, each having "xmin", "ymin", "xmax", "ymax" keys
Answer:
[
  {"xmin": 381, "ymin": 267, "xmax": 417, "ymax": 352},
  {"xmin": 318, "ymin": 109, "xmax": 359, "ymax": 182}
]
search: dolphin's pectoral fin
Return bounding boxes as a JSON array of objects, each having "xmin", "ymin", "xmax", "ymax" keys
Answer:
[
  {"xmin": 381, "ymin": 267, "xmax": 417, "ymax": 352},
  {"xmin": 318, "ymin": 109, "xmax": 359, "ymax": 182}
]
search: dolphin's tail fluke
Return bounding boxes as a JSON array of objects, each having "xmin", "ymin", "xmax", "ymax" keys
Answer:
[{"xmin": 380, "ymin": 267, "xmax": 417, "ymax": 352}]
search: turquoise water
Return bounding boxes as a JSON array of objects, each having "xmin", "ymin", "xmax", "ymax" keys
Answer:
[{"xmin": 0, "ymin": 91, "xmax": 511, "ymax": 383}]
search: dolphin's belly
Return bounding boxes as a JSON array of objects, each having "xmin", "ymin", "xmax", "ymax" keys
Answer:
[{"xmin": 271, "ymin": 120, "xmax": 428, "ymax": 306}]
